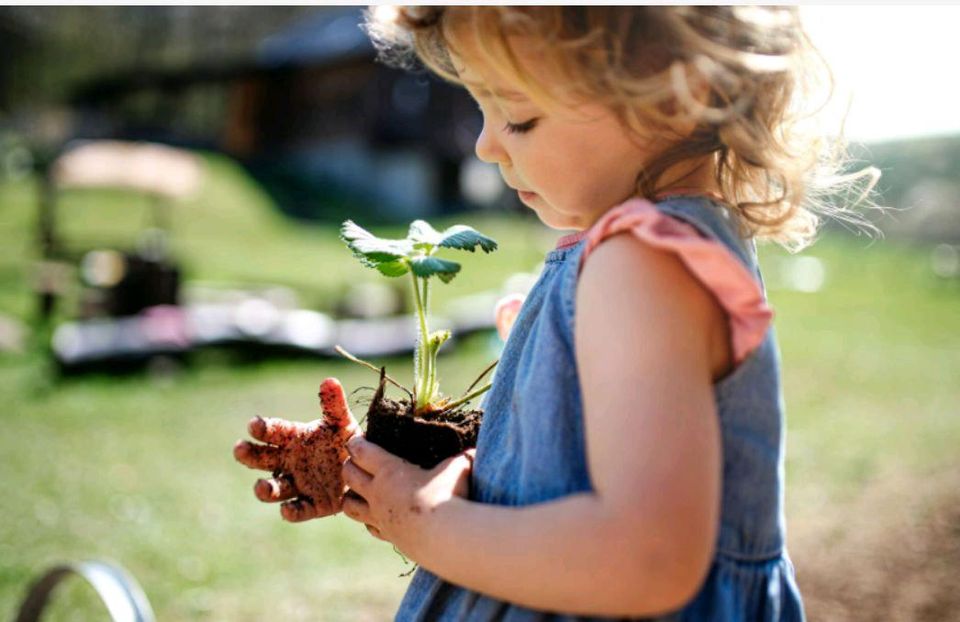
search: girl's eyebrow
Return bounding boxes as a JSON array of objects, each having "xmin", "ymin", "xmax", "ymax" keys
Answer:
[
  {"xmin": 462, "ymin": 80, "xmax": 528, "ymax": 102},
  {"xmin": 482, "ymin": 88, "xmax": 528, "ymax": 102}
]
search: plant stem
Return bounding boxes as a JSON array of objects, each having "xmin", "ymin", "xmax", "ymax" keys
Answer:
[
  {"xmin": 423, "ymin": 277, "xmax": 435, "ymax": 403},
  {"xmin": 410, "ymin": 269, "xmax": 431, "ymax": 408},
  {"xmin": 333, "ymin": 345, "xmax": 413, "ymax": 399},
  {"xmin": 428, "ymin": 345, "xmax": 437, "ymax": 404},
  {"xmin": 439, "ymin": 381, "xmax": 492, "ymax": 413},
  {"xmin": 462, "ymin": 359, "xmax": 498, "ymax": 396},
  {"xmin": 422, "ymin": 277, "xmax": 431, "ymax": 322}
]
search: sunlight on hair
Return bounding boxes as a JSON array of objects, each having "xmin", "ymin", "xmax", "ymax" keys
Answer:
[
  {"xmin": 368, "ymin": 4, "xmax": 404, "ymax": 47},
  {"xmin": 372, "ymin": 4, "xmax": 399, "ymax": 26}
]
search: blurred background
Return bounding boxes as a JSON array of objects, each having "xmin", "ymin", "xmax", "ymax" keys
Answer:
[{"xmin": 0, "ymin": 5, "xmax": 957, "ymax": 621}]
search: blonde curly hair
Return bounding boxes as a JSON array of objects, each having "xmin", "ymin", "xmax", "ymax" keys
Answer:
[{"xmin": 364, "ymin": 6, "xmax": 880, "ymax": 251}]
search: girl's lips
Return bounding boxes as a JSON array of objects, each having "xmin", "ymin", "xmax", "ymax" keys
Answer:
[{"xmin": 518, "ymin": 190, "xmax": 537, "ymax": 203}]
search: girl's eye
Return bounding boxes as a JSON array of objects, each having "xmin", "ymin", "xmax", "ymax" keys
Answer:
[{"xmin": 503, "ymin": 118, "xmax": 538, "ymax": 135}]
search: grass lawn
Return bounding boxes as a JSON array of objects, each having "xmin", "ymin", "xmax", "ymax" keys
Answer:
[{"xmin": 1, "ymin": 155, "xmax": 957, "ymax": 620}]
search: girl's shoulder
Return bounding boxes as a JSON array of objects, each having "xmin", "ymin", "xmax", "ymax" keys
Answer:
[
  {"xmin": 581, "ymin": 193, "xmax": 754, "ymax": 271},
  {"xmin": 577, "ymin": 195, "xmax": 772, "ymax": 366}
]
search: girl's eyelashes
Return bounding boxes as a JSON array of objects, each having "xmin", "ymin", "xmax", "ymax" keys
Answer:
[
  {"xmin": 471, "ymin": 98, "xmax": 538, "ymax": 135},
  {"xmin": 503, "ymin": 118, "xmax": 538, "ymax": 135}
]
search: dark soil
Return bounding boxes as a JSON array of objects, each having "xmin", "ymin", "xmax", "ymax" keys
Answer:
[{"xmin": 362, "ymin": 372, "xmax": 483, "ymax": 469}]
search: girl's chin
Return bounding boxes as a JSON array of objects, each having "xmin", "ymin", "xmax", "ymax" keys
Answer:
[
  {"xmin": 518, "ymin": 190, "xmax": 538, "ymax": 204},
  {"xmin": 531, "ymin": 207, "xmax": 583, "ymax": 232}
]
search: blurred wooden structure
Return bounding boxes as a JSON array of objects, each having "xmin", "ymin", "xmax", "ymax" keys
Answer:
[
  {"xmin": 66, "ymin": 7, "xmax": 492, "ymax": 223},
  {"xmin": 35, "ymin": 140, "xmax": 200, "ymax": 323}
]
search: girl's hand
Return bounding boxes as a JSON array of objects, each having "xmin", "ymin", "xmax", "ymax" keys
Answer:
[
  {"xmin": 340, "ymin": 436, "xmax": 475, "ymax": 556},
  {"xmin": 233, "ymin": 378, "xmax": 360, "ymax": 522}
]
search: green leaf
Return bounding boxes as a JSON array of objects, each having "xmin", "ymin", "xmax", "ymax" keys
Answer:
[
  {"xmin": 340, "ymin": 220, "xmax": 415, "ymax": 267},
  {"xmin": 407, "ymin": 220, "xmax": 442, "ymax": 245},
  {"xmin": 375, "ymin": 259, "xmax": 410, "ymax": 278},
  {"xmin": 339, "ymin": 220, "xmax": 376, "ymax": 243},
  {"xmin": 409, "ymin": 256, "xmax": 461, "ymax": 283},
  {"xmin": 438, "ymin": 225, "xmax": 499, "ymax": 253},
  {"xmin": 349, "ymin": 237, "xmax": 413, "ymax": 262}
]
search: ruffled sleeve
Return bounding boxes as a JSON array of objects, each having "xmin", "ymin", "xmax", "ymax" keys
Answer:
[{"xmin": 578, "ymin": 198, "xmax": 773, "ymax": 365}]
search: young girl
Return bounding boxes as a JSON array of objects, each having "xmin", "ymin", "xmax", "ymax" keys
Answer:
[{"xmin": 235, "ymin": 6, "xmax": 878, "ymax": 620}]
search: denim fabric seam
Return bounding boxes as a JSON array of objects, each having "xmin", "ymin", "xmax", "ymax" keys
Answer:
[
  {"xmin": 562, "ymin": 242, "xmax": 586, "ymax": 343},
  {"xmin": 545, "ymin": 244, "xmax": 578, "ymax": 264},
  {"xmin": 655, "ymin": 194, "xmax": 738, "ymax": 227},
  {"xmin": 715, "ymin": 545, "xmax": 786, "ymax": 563}
]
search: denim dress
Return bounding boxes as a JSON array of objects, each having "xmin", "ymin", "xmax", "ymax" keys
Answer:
[{"xmin": 395, "ymin": 195, "xmax": 805, "ymax": 621}]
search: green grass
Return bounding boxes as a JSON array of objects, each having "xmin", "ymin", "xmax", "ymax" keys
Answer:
[
  {"xmin": 1, "ymin": 155, "xmax": 958, "ymax": 620},
  {"xmin": 769, "ymin": 236, "xmax": 960, "ymax": 507}
]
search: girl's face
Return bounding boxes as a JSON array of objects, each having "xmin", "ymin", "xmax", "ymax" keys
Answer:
[{"xmin": 451, "ymin": 35, "xmax": 662, "ymax": 232}]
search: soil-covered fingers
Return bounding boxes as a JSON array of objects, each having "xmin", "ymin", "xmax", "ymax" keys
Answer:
[
  {"xmin": 233, "ymin": 440, "xmax": 283, "ymax": 471},
  {"xmin": 247, "ymin": 416, "xmax": 305, "ymax": 447},
  {"xmin": 280, "ymin": 497, "xmax": 337, "ymax": 522},
  {"xmin": 319, "ymin": 378, "xmax": 359, "ymax": 432},
  {"xmin": 254, "ymin": 475, "xmax": 298, "ymax": 502}
]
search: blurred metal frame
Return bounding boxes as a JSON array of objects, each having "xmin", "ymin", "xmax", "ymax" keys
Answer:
[{"xmin": 15, "ymin": 559, "xmax": 156, "ymax": 622}]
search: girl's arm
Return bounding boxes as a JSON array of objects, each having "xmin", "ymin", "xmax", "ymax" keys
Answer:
[{"xmin": 373, "ymin": 232, "xmax": 725, "ymax": 617}]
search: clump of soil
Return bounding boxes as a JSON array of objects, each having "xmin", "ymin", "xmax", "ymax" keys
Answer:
[{"xmin": 362, "ymin": 372, "xmax": 482, "ymax": 469}]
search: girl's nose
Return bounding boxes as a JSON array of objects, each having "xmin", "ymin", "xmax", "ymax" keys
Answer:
[{"xmin": 474, "ymin": 122, "xmax": 509, "ymax": 166}]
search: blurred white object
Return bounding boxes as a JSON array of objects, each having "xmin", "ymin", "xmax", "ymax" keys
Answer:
[
  {"xmin": 80, "ymin": 250, "xmax": 127, "ymax": 288},
  {"xmin": 460, "ymin": 156, "xmax": 505, "ymax": 207},
  {"xmin": 779, "ymin": 256, "xmax": 826, "ymax": 293},
  {"xmin": 931, "ymin": 244, "xmax": 960, "ymax": 279},
  {"xmin": 51, "ymin": 140, "xmax": 203, "ymax": 200},
  {"xmin": 235, "ymin": 298, "xmax": 282, "ymax": 338},
  {"xmin": 52, "ymin": 308, "xmax": 189, "ymax": 365},
  {"xmin": 338, "ymin": 282, "xmax": 402, "ymax": 319},
  {"xmin": 502, "ymin": 271, "xmax": 539, "ymax": 298},
  {"xmin": 336, "ymin": 314, "xmax": 429, "ymax": 358},
  {"xmin": 278, "ymin": 310, "xmax": 336, "ymax": 349},
  {"xmin": 443, "ymin": 292, "xmax": 498, "ymax": 333}
]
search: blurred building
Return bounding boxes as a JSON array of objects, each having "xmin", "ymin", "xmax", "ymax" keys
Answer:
[{"xmin": 62, "ymin": 7, "xmax": 507, "ymax": 223}]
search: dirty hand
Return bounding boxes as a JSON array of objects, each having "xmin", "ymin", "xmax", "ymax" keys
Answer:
[
  {"xmin": 233, "ymin": 377, "xmax": 360, "ymax": 522},
  {"xmin": 340, "ymin": 435, "xmax": 475, "ymax": 555}
]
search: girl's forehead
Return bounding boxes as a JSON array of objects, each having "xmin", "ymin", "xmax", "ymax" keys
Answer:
[
  {"xmin": 464, "ymin": 81, "xmax": 530, "ymax": 103},
  {"xmin": 447, "ymin": 32, "xmax": 580, "ymax": 112},
  {"xmin": 450, "ymin": 50, "xmax": 520, "ymax": 94},
  {"xmin": 449, "ymin": 44, "xmax": 542, "ymax": 104}
]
